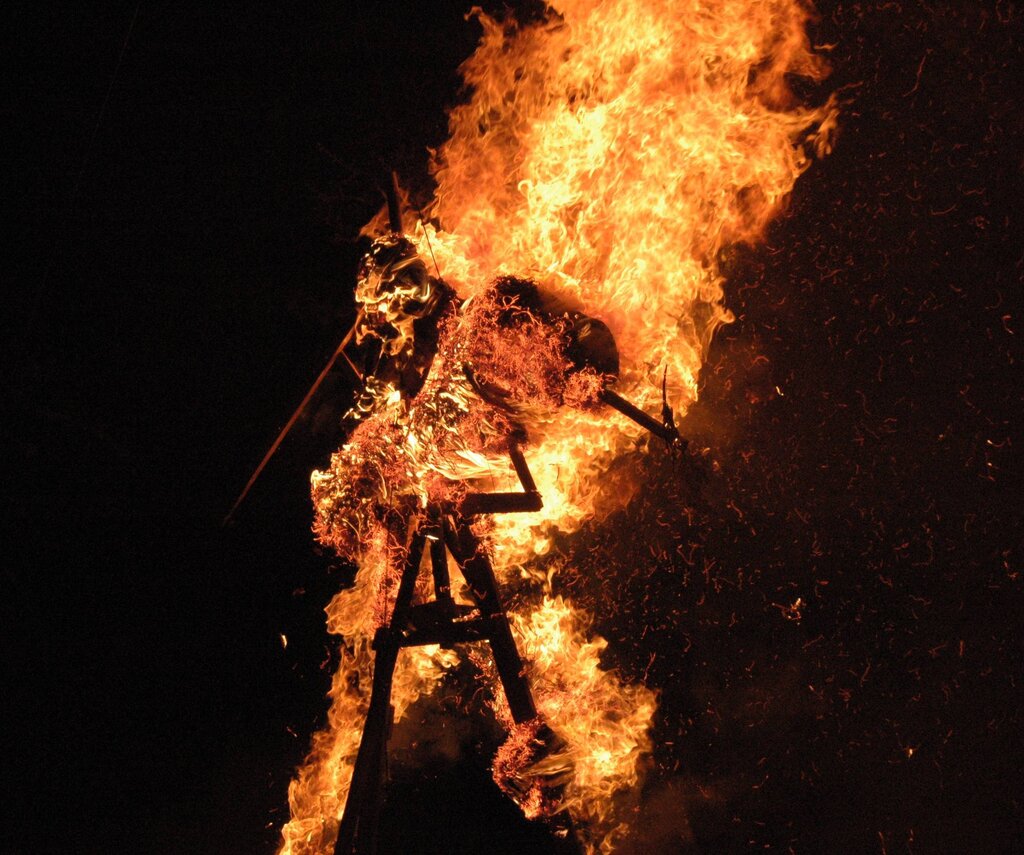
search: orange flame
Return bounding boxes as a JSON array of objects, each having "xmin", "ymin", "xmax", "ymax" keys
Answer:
[{"xmin": 280, "ymin": 1, "xmax": 834, "ymax": 852}]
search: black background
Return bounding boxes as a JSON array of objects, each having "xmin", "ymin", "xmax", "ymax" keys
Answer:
[{"xmin": 4, "ymin": 2, "xmax": 1022, "ymax": 853}]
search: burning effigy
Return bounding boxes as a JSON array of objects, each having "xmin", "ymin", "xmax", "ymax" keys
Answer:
[
  {"xmin": 304, "ymin": 200, "xmax": 679, "ymax": 852},
  {"xmin": 278, "ymin": 1, "xmax": 836, "ymax": 853}
]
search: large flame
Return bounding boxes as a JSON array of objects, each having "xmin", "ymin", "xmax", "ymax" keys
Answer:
[{"xmin": 280, "ymin": 1, "xmax": 834, "ymax": 852}]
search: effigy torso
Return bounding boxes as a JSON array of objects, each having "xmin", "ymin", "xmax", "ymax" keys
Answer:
[{"xmin": 311, "ymin": 277, "xmax": 608, "ymax": 627}]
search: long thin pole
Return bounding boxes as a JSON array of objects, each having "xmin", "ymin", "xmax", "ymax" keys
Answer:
[{"xmin": 223, "ymin": 312, "xmax": 363, "ymax": 525}]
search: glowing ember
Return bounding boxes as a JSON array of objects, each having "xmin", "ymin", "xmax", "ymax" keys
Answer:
[{"xmin": 279, "ymin": 1, "xmax": 835, "ymax": 852}]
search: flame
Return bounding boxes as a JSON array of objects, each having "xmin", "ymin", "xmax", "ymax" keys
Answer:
[
  {"xmin": 510, "ymin": 595, "xmax": 657, "ymax": 839},
  {"xmin": 280, "ymin": 1, "xmax": 834, "ymax": 853}
]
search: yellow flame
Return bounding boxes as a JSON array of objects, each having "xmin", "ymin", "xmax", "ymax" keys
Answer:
[{"xmin": 512, "ymin": 596, "xmax": 657, "ymax": 847}]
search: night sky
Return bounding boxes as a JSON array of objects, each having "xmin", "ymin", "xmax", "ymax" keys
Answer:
[{"xmin": 4, "ymin": 3, "xmax": 1022, "ymax": 854}]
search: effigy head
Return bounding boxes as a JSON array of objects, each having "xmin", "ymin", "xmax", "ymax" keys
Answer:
[{"xmin": 355, "ymin": 234, "xmax": 441, "ymax": 355}]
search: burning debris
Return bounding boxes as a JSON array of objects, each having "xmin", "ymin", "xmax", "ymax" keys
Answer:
[{"xmin": 275, "ymin": 1, "xmax": 836, "ymax": 853}]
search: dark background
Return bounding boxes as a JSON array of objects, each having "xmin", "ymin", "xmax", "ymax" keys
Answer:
[{"xmin": 4, "ymin": 2, "xmax": 1021, "ymax": 853}]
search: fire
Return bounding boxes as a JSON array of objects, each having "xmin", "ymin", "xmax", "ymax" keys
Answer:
[
  {"xmin": 279, "ymin": 1, "xmax": 834, "ymax": 853},
  {"xmin": 508, "ymin": 595, "xmax": 657, "ymax": 836}
]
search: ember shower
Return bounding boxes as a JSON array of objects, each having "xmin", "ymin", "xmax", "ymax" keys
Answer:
[{"xmin": 279, "ymin": 1, "xmax": 836, "ymax": 852}]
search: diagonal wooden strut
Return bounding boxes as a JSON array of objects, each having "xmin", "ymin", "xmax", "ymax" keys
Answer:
[
  {"xmin": 223, "ymin": 312, "xmax": 364, "ymax": 526},
  {"xmin": 334, "ymin": 522, "xmax": 427, "ymax": 855}
]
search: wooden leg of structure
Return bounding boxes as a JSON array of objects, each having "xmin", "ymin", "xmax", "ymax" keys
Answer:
[
  {"xmin": 333, "ymin": 511, "xmax": 580, "ymax": 854},
  {"xmin": 444, "ymin": 516, "xmax": 538, "ymax": 723},
  {"xmin": 334, "ymin": 528, "xmax": 426, "ymax": 855}
]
